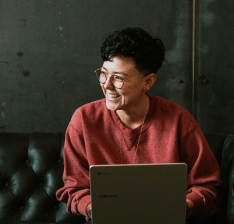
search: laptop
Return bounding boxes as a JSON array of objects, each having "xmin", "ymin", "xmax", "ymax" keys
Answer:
[{"xmin": 90, "ymin": 163, "xmax": 187, "ymax": 224}]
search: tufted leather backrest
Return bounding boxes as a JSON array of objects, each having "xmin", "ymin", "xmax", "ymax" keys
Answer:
[
  {"xmin": 220, "ymin": 134, "xmax": 234, "ymax": 223},
  {"xmin": 202, "ymin": 134, "xmax": 230, "ymax": 224},
  {"xmin": 204, "ymin": 134, "xmax": 228, "ymax": 167},
  {"xmin": 0, "ymin": 133, "xmax": 85, "ymax": 224},
  {"xmin": 1, "ymin": 133, "xmax": 233, "ymax": 224}
]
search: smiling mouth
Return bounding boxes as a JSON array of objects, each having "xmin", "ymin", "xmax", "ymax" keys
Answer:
[{"xmin": 107, "ymin": 93, "xmax": 121, "ymax": 99}]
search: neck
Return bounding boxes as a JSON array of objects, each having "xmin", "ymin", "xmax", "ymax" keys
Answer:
[{"xmin": 116, "ymin": 94, "xmax": 149, "ymax": 130}]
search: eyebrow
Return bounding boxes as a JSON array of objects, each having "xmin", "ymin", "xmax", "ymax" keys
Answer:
[{"xmin": 101, "ymin": 66, "xmax": 128, "ymax": 76}]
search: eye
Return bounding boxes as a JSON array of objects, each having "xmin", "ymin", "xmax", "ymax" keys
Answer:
[
  {"xmin": 113, "ymin": 75, "xmax": 123, "ymax": 81},
  {"xmin": 100, "ymin": 71, "xmax": 107, "ymax": 75}
]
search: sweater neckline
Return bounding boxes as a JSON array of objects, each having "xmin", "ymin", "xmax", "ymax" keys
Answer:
[{"xmin": 109, "ymin": 93, "xmax": 156, "ymax": 136}]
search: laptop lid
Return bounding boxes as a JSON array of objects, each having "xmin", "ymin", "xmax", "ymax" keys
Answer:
[{"xmin": 90, "ymin": 163, "xmax": 187, "ymax": 224}]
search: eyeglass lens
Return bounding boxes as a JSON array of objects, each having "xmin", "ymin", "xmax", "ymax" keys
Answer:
[{"xmin": 96, "ymin": 70, "xmax": 124, "ymax": 89}]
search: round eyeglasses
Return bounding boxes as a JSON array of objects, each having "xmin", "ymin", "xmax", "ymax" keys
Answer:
[{"xmin": 94, "ymin": 67, "xmax": 146, "ymax": 89}]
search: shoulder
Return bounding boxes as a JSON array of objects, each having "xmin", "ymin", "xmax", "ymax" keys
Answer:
[
  {"xmin": 69, "ymin": 98, "xmax": 106, "ymax": 130},
  {"xmin": 148, "ymin": 94, "xmax": 198, "ymax": 136},
  {"xmin": 150, "ymin": 94, "xmax": 192, "ymax": 117}
]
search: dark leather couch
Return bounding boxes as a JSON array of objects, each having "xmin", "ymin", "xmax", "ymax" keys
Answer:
[
  {"xmin": 0, "ymin": 133, "xmax": 234, "ymax": 224},
  {"xmin": 0, "ymin": 133, "xmax": 85, "ymax": 224}
]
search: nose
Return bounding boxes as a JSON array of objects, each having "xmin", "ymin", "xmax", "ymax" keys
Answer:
[{"xmin": 104, "ymin": 75, "xmax": 115, "ymax": 89}]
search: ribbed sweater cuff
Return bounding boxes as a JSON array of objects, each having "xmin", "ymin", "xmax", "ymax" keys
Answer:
[
  {"xmin": 187, "ymin": 192, "xmax": 204, "ymax": 216},
  {"xmin": 78, "ymin": 195, "xmax": 91, "ymax": 219}
]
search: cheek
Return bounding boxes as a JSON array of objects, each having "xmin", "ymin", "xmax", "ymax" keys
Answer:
[{"xmin": 122, "ymin": 87, "xmax": 142, "ymax": 101}]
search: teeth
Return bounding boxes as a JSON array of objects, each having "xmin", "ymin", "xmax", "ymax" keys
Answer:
[{"xmin": 108, "ymin": 94, "xmax": 120, "ymax": 98}]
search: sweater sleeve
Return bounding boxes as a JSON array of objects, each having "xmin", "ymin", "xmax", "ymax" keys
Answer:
[
  {"xmin": 180, "ymin": 126, "xmax": 223, "ymax": 217},
  {"xmin": 56, "ymin": 110, "xmax": 91, "ymax": 221}
]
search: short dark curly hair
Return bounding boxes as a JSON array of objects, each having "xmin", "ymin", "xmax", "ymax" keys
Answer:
[{"xmin": 101, "ymin": 27, "xmax": 165, "ymax": 74}]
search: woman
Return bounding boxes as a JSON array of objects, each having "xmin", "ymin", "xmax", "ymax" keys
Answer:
[{"xmin": 56, "ymin": 27, "xmax": 222, "ymax": 223}]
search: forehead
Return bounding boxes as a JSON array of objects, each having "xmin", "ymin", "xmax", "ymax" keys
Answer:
[{"xmin": 102, "ymin": 57, "xmax": 138, "ymax": 75}]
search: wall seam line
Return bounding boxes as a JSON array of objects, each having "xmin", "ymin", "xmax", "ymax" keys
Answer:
[{"xmin": 192, "ymin": 0, "xmax": 196, "ymax": 117}]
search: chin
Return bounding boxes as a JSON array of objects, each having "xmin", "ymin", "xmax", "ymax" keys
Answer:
[{"xmin": 105, "ymin": 100, "xmax": 119, "ymax": 111}]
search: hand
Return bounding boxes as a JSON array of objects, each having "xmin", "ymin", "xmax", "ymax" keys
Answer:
[
  {"xmin": 186, "ymin": 199, "xmax": 194, "ymax": 217},
  {"xmin": 86, "ymin": 203, "xmax": 92, "ymax": 219}
]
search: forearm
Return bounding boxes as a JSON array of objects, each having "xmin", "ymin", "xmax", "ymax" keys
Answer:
[
  {"xmin": 186, "ymin": 184, "xmax": 222, "ymax": 217},
  {"xmin": 57, "ymin": 123, "xmax": 91, "ymax": 219},
  {"xmin": 71, "ymin": 193, "xmax": 91, "ymax": 219}
]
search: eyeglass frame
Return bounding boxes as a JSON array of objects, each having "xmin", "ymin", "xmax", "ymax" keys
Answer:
[{"xmin": 94, "ymin": 67, "xmax": 149, "ymax": 89}]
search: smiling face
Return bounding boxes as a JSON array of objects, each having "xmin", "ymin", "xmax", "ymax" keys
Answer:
[{"xmin": 100, "ymin": 57, "xmax": 148, "ymax": 112}]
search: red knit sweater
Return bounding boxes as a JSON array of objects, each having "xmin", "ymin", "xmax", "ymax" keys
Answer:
[{"xmin": 56, "ymin": 94, "xmax": 222, "ymax": 220}]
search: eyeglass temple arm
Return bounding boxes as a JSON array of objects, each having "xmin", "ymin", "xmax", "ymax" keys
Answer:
[
  {"xmin": 94, "ymin": 67, "xmax": 102, "ymax": 72},
  {"xmin": 124, "ymin": 74, "xmax": 145, "ymax": 82}
]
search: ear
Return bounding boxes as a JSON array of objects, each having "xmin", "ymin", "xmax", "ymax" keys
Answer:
[{"xmin": 143, "ymin": 73, "xmax": 157, "ymax": 92}]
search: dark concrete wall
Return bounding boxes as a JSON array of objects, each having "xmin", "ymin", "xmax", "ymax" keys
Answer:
[
  {"xmin": 0, "ymin": 0, "xmax": 192, "ymax": 133},
  {"xmin": 195, "ymin": 0, "xmax": 234, "ymax": 134},
  {"xmin": 1, "ymin": 0, "xmax": 233, "ymax": 134}
]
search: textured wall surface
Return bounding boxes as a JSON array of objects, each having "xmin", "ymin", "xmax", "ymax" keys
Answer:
[
  {"xmin": 0, "ymin": 0, "xmax": 192, "ymax": 133},
  {"xmin": 195, "ymin": 0, "xmax": 234, "ymax": 134}
]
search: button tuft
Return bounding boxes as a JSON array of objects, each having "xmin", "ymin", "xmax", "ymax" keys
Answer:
[
  {"xmin": 25, "ymin": 159, "xmax": 30, "ymax": 164},
  {"xmin": 20, "ymin": 206, "xmax": 24, "ymax": 210},
  {"xmin": 39, "ymin": 182, "xmax": 44, "ymax": 187},
  {"xmin": 5, "ymin": 182, "xmax": 10, "ymax": 187}
]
